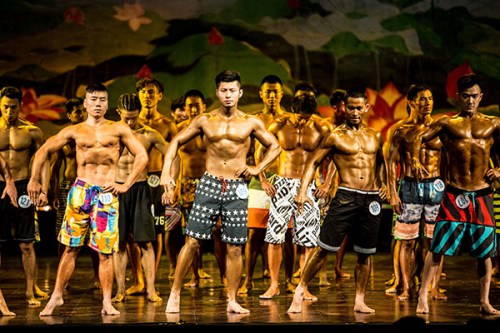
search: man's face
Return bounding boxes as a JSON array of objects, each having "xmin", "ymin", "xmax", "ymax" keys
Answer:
[
  {"xmin": 0, "ymin": 96, "xmax": 21, "ymax": 123},
  {"xmin": 458, "ymin": 84, "xmax": 482, "ymax": 115},
  {"xmin": 118, "ymin": 109, "xmax": 140, "ymax": 128},
  {"xmin": 216, "ymin": 81, "xmax": 242, "ymax": 108},
  {"xmin": 138, "ymin": 83, "xmax": 162, "ymax": 110},
  {"xmin": 184, "ymin": 96, "xmax": 206, "ymax": 118},
  {"xmin": 171, "ymin": 107, "xmax": 188, "ymax": 124},
  {"xmin": 83, "ymin": 91, "xmax": 108, "ymax": 119},
  {"xmin": 345, "ymin": 97, "xmax": 368, "ymax": 125},
  {"xmin": 411, "ymin": 89, "xmax": 433, "ymax": 116},
  {"xmin": 67, "ymin": 104, "xmax": 87, "ymax": 124},
  {"xmin": 259, "ymin": 82, "xmax": 283, "ymax": 111}
]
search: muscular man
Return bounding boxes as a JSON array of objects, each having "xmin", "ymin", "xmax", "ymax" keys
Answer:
[
  {"xmin": 127, "ymin": 78, "xmax": 178, "ymax": 294},
  {"xmin": 287, "ymin": 90, "xmax": 388, "ymax": 314},
  {"xmin": 161, "ymin": 70, "xmax": 281, "ymax": 314},
  {"xmin": 169, "ymin": 96, "xmax": 187, "ymax": 124},
  {"xmin": 259, "ymin": 84, "xmax": 333, "ymax": 300},
  {"xmin": 28, "ymin": 82, "xmax": 148, "ymax": 316},
  {"xmin": 238, "ymin": 74, "xmax": 292, "ymax": 295},
  {"xmin": 386, "ymin": 85, "xmax": 445, "ymax": 300},
  {"xmin": 0, "ymin": 153, "xmax": 19, "ymax": 316},
  {"xmin": 0, "ymin": 86, "xmax": 48, "ymax": 305},
  {"xmin": 170, "ymin": 88, "xmax": 224, "ymax": 287},
  {"xmin": 50, "ymin": 97, "xmax": 100, "ymax": 290},
  {"xmin": 415, "ymin": 74, "xmax": 500, "ymax": 315},
  {"xmin": 112, "ymin": 93, "xmax": 171, "ymax": 303}
]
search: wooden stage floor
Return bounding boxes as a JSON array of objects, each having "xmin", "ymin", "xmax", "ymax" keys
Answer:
[{"xmin": 1, "ymin": 248, "xmax": 500, "ymax": 332}]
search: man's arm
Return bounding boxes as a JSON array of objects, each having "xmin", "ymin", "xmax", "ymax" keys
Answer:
[
  {"xmin": 160, "ymin": 116, "xmax": 202, "ymax": 205},
  {"xmin": 0, "ymin": 154, "xmax": 18, "ymax": 207},
  {"xmin": 28, "ymin": 127, "xmax": 72, "ymax": 204},
  {"xmin": 115, "ymin": 124, "xmax": 148, "ymax": 191},
  {"xmin": 385, "ymin": 124, "xmax": 403, "ymax": 213},
  {"xmin": 236, "ymin": 117, "xmax": 281, "ymax": 179},
  {"xmin": 409, "ymin": 117, "xmax": 446, "ymax": 181}
]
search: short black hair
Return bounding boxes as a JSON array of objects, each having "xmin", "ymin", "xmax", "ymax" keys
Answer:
[
  {"xmin": 457, "ymin": 73, "xmax": 480, "ymax": 94},
  {"xmin": 294, "ymin": 81, "xmax": 316, "ymax": 96},
  {"xmin": 170, "ymin": 96, "xmax": 184, "ymax": 111},
  {"xmin": 260, "ymin": 74, "xmax": 282, "ymax": 87},
  {"xmin": 135, "ymin": 77, "xmax": 164, "ymax": 94},
  {"xmin": 65, "ymin": 97, "xmax": 84, "ymax": 114},
  {"xmin": 184, "ymin": 89, "xmax": 205, "ymax": 103},
  {"xmin": 0, "ymin": 86, "xmax": 22, "ymax": 103},
  {"xmin": 215, "ymin": 70, "xmax": 241, "ymax": 88},
  {"xmin": 85, "ymin": 82, "xmax": 107, "ymax": 94},
  {"xmin": 329, "ymin": 89, "xmax": 346, "ymax": 107}
]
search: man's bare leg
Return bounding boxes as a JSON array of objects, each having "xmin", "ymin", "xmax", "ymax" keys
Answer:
[
  {"xmin": 141, "ymin": 242, "xmax": 162, "ymax": 302},
  {"xmin": 260, "ymin": 243, "xmax": 281, "ymax": 299},
  {"xmin": 416, "ymin": 252, "xmax": 442, "ymax": 314},
  {"xmin": 166, "ymin": 237, "xmax": 200, "ymax": 313},
  {"xmin": 288, "ymin": 247, "xmax": 326, "ymax": 313},
  {"xmin": 20, "ymin": 242, "xmax": 40, "ymax": 305},
  {"xmin": 112, "ymin": 248, "xmax": 128, "ymax": 303},
  {"xmin": 335, "ymin": 235, "xmax": 350, "ymax": 279},
  {"xmin": 0, "ymin": 290, "xmax": 15, "ymax": 316},
  {"xmin": 40, "ymin": 247, "xmax": 80, "ymax": 316},
  {"xmin": 225, "ymin": 243, "xmax": 249, "ymax": 314},
  {"xmin": 478, "ymin": 257, "xmax": 500, "ymax": 315},
  {"xmin": 98, "ymin": 253, "xmax": 120, "ymax": 316},
  {"xmin": 397, "ymin": 239, "xmax": 416, "ymax": 300},
  {"xmin": 353, "ymin": 254, "xmax": 375, "ymax": 313},
  {"xmin": 125, "ymin": 242, "xmax": 145, "ymax": 295}
]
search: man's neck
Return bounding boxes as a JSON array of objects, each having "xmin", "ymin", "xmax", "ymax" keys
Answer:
[{"xmin": 140, "ymin": 107, "xmax": 160, "ymax": 119}]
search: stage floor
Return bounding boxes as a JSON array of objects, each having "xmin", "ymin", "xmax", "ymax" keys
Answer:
[{"xmin": 1, "ymin": 248, "xmax": 500, "ymax": 331}]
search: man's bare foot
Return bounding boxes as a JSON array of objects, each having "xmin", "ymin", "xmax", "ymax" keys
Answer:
[
  {"xmin": 397, "ymin": 292, "xmax": 411, "ymax": 301},
  {"xmin": 26, "ymin": 296, "xmax": 41, "ymax": 306},
  {"xmin": 263, "ymin": 269, "xmax": 270, "ymax": 278},
  {"xmin": 479, "ymin": 304, "xmax": 500, "ymax": 315},
  {"xmin": 237, "ymin": 282, "xmax": 254, "ymax": 295},
  {"xmin": 304, "ymin": 289, "xmax": 317, "ymax": 301},
  {"xmin": 335, "ymin": 268, "xmax": 351, "ymax": 279},
  {"xmin": 259, "ymin": 287, "xmax": 280, "ymax": 299},
  {"xmin": 34, "ymin": 285, "xmax": 49, "ymax": 299},
  {"xmin": 0, "ymin": 302, "xmax": 15, "ymax": 317},
  {"xmin": 227, "ymin": 300, "xmax": 249, "ymax": 314},
  {"xmin": 148, "ymin": 292, "xmax": 163, "ymax": 302},
  {"xmin": 354, "ymin": 303, "xmax": 375, "ymax": 313},
  {"xmin": 430, "ymin": 289, "xmax": 447, "ymax": 300},
  {"xmin": 39, "ymin": 297, "xmax": 64, "ymax": 316},
  {"xmin": 165, "ymin": 292, "xmax": 180, "ymax": 313},
  {"xmin": 101, "ymin": 304, "xmax": 120, "ymax": 316},
  {"xmin": 385, "ymin": 274, "xmax": 395, "ymax": 286},
  {"xmin": 125, "ymin": 284, "xmax": 145, "ymax": 296},
  {"xmin": 285, "ymin": 279, "xmax": 296, "ymax": 293},
  {"xmin": 183, "ymin": 278, "xmax": 199, "ymax": 288},
  {"xmin": 319, "ymin": 273, "xmax": 331, "ymax": 287},
  {"xmin": 385, "ymin": 285, "xmax": 398, "ymax": 294},
  {"xmin": 416, "ymin": 296, "xmax": 429, "ymax": 314},
  {"xmin": 287, "ymin": 286, "xmax": 305, "ymax": 313},
  {"xmin": 91, "ymin": 280, "xmax": 101, "ymax": 290},
  {"xmin": 198, "ymin": 269, "xmax": 212, "ymax": 279},
  {"xmin": 112, "ymin": 293, "xmax": 126, "ymax": 303}
]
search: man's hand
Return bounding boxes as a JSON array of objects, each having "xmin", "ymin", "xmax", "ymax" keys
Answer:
[
  {"xmin": 161, "ymin": 185, "xmax": 178, "ymax": 206},
  {"xmin": 409, "ymin": 157, "xmax": 429, "ymax": 182},
  {"xmin": 389, "ymin": 193, "xmax": 402, "ymax": 215},
  {"xmin": 294, "ymin": 192, "xmax": 313, "ymax": 214},
  {"xmin": 314, "ymin": 183, "xmax": 330, "ymax": 200},
  {"xmin": 103, "ymin": 182, "xmax": 128, "ymax": 195},
  {"xmin": 2, "ymin": 181, "xmax": 18, "ymax": 207},
  {"xmin": 260, "ymin": 178, "xmax": 277, "ymax": 197},
  {"xmin": 235, "ymin": 166, "xmax": 260, "ymax": 179},
  {"xmin": 27, "ymin": 179, "xmax": 42, "ymax": 206}
]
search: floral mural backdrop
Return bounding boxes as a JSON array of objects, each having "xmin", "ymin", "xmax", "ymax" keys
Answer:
[{"xmin": 0, "ymin": 0, "xmax": 499, "ymax": 138}]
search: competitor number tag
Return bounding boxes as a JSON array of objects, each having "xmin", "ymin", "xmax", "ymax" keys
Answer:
[
  {"xmin": 236, "ymin": 184, "xmax": 249, "ymax": 199},
  {"xmin": 369, "ymin": 201, "xmax": 381, "ymax": 216},
  {"xmin": 148, "ymin": 174, "xmax": 160, "ymax": 188},
  {"xmin": 99, "ymin": 192, "xmax": 113, "ymax": 205}
]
